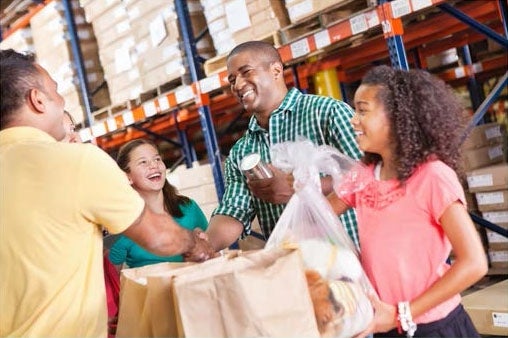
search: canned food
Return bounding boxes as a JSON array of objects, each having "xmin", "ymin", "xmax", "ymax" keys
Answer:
[{"xmin": 240, "ymin": 153, "xmax": 273, "ymax": 179}]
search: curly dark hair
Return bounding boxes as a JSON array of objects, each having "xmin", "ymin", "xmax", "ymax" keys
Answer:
[
  {"xmin": 117, "ymin": 138, "xmax": 190, "ymax": 217},
  {"xmin": 360, "ymin": 65, "xmax": 466, "ymax": 182},
  {"xmin": 0, "ymin": 49, "xmax": 42, "ymax": 128}
]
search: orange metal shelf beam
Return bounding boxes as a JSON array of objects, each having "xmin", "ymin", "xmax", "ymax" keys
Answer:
[
  {"xmin": 295, "ymin": 0, "xmax": 500, "ymax": 84},
  {"xmin": 90, "ymin": 0, "xmax": 502, "ymax": 153}
]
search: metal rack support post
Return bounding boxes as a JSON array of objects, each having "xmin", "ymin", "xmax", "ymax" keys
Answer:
[
  {"xmin": 498, "ymin": 0, "xmax": 508, "ymax": 38},
  {"xmin": 175, "ymin": 0, "xmax": 225, "ymax": 200},
  {"xmin": 461, "ymin": 45, "xmax": 483, "ymax": 111},
  {"xmin": 62, "ymin": 0, "xmax": 93, "ymax": 127},
  {"xmin": 462, "ymin": 71, "xmax": 508, "ymax": 141},
  {"xmin": 378, "ymin": 0, "xmax": 409, "ymax": 70},
  {"xmin": 172, "ymin": 110, "xmax": 197, "ymax": 166}
]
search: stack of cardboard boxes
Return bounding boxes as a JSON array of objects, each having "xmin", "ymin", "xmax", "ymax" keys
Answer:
[
  {"xmin": 29, "ymin": 0, "xmax": 109, "ymax": 125},
  {"xmin": 80, "ymin": 0, "xmax": 142, "ymax": 106},
  {"xmin": 125, "ymin": 0, "xmax": 214, "ymax": 93},
  {"xmin": 463, "ymin": 122, "xmax": 508, "ymax": 271},
  {"xmin": 0, "ymin": 28, "xmax": 34, "ymax": 54},
  {"xmin": 199, "ymin": 0, "xmax": 289, "ymax": 56},
  {"xmin": 285, "ymin": 0, "xmax": 346, "ymax": 23},
  {"xmin": 167, "ymin": 162, "xmax": 221, "ymax": 221},
  {"xmin": 80, "ymin": 0, "xmax": 213, "ymax": 106}
]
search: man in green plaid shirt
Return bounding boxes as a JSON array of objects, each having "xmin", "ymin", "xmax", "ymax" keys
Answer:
[{"xmin": 206, "ymin": 41, "xmax": 362, "ymax": 250}]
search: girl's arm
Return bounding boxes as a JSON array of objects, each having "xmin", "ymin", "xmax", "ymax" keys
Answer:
[
  {"xmin": 370, "ymin": 201, "xmax": 488, "ymax": 333},
  {"xmin": 327, "ymin": 191, "xmax": 351, "ymax": 215}
]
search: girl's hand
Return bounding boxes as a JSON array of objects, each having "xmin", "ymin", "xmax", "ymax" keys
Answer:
[{"xmin": 369, "ymin": 293, "xmax": 398, "ymax": 334}]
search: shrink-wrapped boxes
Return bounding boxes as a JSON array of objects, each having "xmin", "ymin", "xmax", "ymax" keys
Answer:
[
  {"xmin": 0, "ymin": 28, "xmax": 34, "ymax": 53},
  {"xmin": 200, "ymin": 0, "xmax": 288, "ymax": 56},
  {"xmin": 30, "ymin": 0, "xmax": 109, "ymax": 124},
  {"xmin": 83, "ymin": 0, "xmax": 143, "ymax": 105},
  {"xmin": 285, "ymin": 0, "xmax": 343, "ymax": 23}
]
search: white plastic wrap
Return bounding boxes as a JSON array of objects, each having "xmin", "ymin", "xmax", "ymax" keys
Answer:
[{"xmin": 265, "ymin": 138, "xmax": 374, "ymax": 338}]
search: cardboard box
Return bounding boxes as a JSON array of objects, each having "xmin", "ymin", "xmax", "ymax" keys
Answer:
[
  {"xmin": 486, "ymin": 225, "xmax": 508, "ymax": 250},
  {"xmin": 462, "ymin": 143, "xmax": 506, "ymax": 171},
  {"xmin": 488, "ymin": 249, "xmax": 508, "ymax": 268},
  {"xmin": 466, "ymin": 163, "xmax": 508, "ymax": 193},
  {"xmin": 462, "ymin": 280, "xmax": 508, "ymax": 336},
  {"xmin": 94, "ymin": 2, "xmax": 128, "ymax": 32},
  {"xmin": 82, "ymin": 0, "xmax": 120, "ymax": 22},
  {"xmin": 482, "ymin": 209, "xmax": 508, "ymax": 227},
  {"xmin": 476, "ymin": 190, "xmax": 508, "ymax": 212},
  {"xmin": 462, "ymin": 123, "xmax": 507, "ymax": 150},
  {"xmin": 285, "ymin": 0, "xmax": 344, "ymax": 23}
]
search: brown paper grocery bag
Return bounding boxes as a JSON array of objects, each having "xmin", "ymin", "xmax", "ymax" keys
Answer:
[
  {"xmin": 115, "ymin": 262, "xmax": 192, "ymax": 337},
  {"xmin": 172, "ymin": 248, "xmax": 320, "ymax": 337}
]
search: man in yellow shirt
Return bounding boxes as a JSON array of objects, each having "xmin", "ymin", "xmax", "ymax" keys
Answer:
[{"xmin": 0, "ymin": 49, "xmax": 214, "ymax": 336}]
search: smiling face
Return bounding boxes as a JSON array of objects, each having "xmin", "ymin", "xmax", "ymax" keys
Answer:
[
  {"xmin": 126, "ymin": 143, "xmax": 167, "ymax": 193},
  {"xmin": 352, "ymin": 84, "xmax": 393, "ymax": 159},
  {"xmin": 226, "ymin": 50, "xmax": 285, "ymax": 120}
]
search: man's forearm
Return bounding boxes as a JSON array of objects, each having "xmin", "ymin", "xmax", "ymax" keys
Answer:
[{"xmin": 124, "ymin": 206, "xmax": 195, "ymax": 256}]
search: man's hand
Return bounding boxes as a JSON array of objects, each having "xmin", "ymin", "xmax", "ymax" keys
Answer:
[
  {"xmin": 183, "ymin": 228, "xmax": 216, "ymax": 262},
  {"xmin": 247, "ymin": 164, "xmax": 294, "ymax": 204}
]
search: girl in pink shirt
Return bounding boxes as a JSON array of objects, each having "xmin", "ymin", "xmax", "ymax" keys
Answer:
[{"xmin": 328, "ymin": 65, "xmax": 487, "ymax": 337}]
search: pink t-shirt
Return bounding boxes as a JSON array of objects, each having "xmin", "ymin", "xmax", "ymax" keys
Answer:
[{"xmin": 341, "ymin": 160, "xmax": 463, "ymax": 324}]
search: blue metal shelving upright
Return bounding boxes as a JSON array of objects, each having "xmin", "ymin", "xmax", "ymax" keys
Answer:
[{"xmin": 174, "ymin": 0, "xmax": 225, "ymax": 201}]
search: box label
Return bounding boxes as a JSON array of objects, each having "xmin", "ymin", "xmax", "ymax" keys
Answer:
[
  {"xmin": 467, "ymin": 174, "xmax": 493, "ymax": 188},
  {"xmin": 290, "ymin": 39, "xmax": 310, "ymax": 58},
  {"xmin": 488, "ymin": 145, "xmax": 503, "ymax": 160},
  {"xmin": 350, "ymin": 14, "xmax": 368, "ymax": 35},
  {"xmin": 488, "ymin": 231, "xmax": 508, "ymax": 243},
  {"xmin": 476, "ymin": 192, "xmax": 505, "ymax": 205},
  {"xmin": 489, "ymin": 250, "xmax": 508, "ymax": 262},
  {"xmin": 225, "ymin": 0, "xmax": 251, "ymax": 33},
  {"xmin": 314, "ymin": 30, "xmax": 331, "ymax": 49},
  {"xmin": 485, "ymin": 126, "xmax": 502, "ymax": 139},
  {"xmin": 411, "ymin": 0, "xmax": 432, "ymax": 11},
  {"xmin": 492, "ymin": 312, "xmax": 508, "ymax": 327},
  {"xmin": 390, "ymin": 0, "xmax": 411, "ymax": 18},
  {"xmin": 483, "ymin": 211, "xmax": 508, "ymax": 224}
]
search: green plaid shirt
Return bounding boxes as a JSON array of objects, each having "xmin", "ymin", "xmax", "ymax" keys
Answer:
[{"xmin": 213, "ymin": 88, "xmax": 362, "ymax": 247}]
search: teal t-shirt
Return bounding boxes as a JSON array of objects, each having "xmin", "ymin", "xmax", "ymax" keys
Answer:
[{"xmin": 108, "ymin": 199, "xmax": 208, "ymax": 268}]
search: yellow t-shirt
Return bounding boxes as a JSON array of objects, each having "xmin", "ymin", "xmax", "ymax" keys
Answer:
[{"xmin": 0, "ymin": 127, "xmax": 145, "ymax": 337}]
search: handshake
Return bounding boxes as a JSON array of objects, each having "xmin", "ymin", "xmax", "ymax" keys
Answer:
[{"xmin": 183, "ymin": 228, "xmax": 218, "ymax": 263}]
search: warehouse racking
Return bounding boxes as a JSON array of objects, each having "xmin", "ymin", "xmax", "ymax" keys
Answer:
[{"xmin": 1, "ymin": 0, "xmax": 507, "ymax": 232}]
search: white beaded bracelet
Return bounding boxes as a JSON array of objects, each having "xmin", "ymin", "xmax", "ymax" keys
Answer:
[{"xmin": 397, "ymin": 301, "xmax": 417, "ymax": 337}]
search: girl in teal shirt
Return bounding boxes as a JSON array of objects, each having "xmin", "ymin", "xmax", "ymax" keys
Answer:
[{"xmin": 109, "ymin": 139, "xmax": 208, "ymax": 268}]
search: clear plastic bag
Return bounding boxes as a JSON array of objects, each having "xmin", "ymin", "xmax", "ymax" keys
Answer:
[{"xmin": 265, "ymin": 138, "xmax": 375, "ymax": 338}]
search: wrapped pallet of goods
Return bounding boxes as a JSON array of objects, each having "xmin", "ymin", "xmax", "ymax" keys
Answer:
[
  {"xmin": 80, "ymin": 0, "xmax": 142, "ymax": 106},
  {"xmin": 284, "ymin": 0, "xmax": 370, "ymax": 25},
  {"xmin": 81, "ymin": 0, "xmax": 214, "ymax": 106},
  {"xmin": 126, "ymin": 0, "xmax": 214, "ymax": 94},
  {"xmin": 200, "ymin": 0, "xmax": 289, "ymax": 75},
  {"xmin": 30, "ymin": 0, "xmax": 110, "ymax": 124},
  {"xmin": 0, "ymin": 28, "xmax": 34, "ymax": 53}
]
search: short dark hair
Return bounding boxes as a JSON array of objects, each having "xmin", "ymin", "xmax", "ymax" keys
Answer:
[
  {"xmin": 0, "ymin": 49, "xmax": 42, "ymax": 128},
  {"xmin": 227, "ymin": 40, "xmax": 282, "ymax": 64}
]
